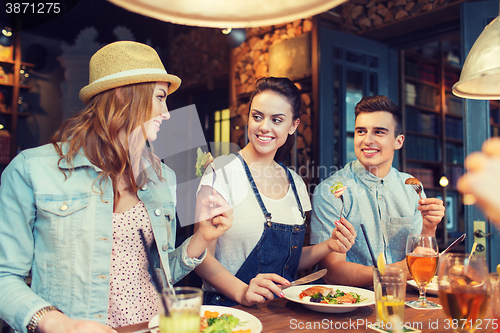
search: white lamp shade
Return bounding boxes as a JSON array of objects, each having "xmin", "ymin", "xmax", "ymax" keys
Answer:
[
  {"xmin": 452, "ymin": 16, "xmax": 500, "ymax": 100},
  {"xmin": 107, "ymin": 0, "xmax": 347, "ymax": 28}
]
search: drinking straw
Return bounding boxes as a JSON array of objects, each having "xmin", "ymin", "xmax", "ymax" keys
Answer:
[
  {"xmin": 467, "ymin": 242, "xmax": 478, "ymax": 264},
  {"xmin": 360, "ymin": 224, "xmax": 378, "ymax": 268},
  {"xmin": 138, "ymin": 228, "xmax": 169, "ymax": 315}
]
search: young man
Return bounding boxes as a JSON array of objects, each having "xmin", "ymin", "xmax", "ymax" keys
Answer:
[{"xmin": 310, "ymin": 95, "xmax": 445, "ymax": 287}]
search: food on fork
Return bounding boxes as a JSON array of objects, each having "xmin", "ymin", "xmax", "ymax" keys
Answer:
[
  {"xmin": 405, "ymin": 177, "xmax": 423, "ymax": 200},
  {"xmin": 404, "ymin": 177, "xmax": 420, "ymax": 185},
  {"xmin": 330, "ymin": 181, "xmax": 347, "ymax": 198},
  {"xmin": 195, "ymin": 147, "xmax": 214, "ymax": 178}
]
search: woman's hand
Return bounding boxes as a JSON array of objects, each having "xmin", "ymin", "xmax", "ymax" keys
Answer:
[
  {"xmin": 196, "ymin": 191, "xmax": 233, "ymax": 243},
  {"xmin": 189, "ymin": 188, "xmax": 233, "ymax": 258},
  {"xmin": 327, "ymin": 218, "xmax": 356, "ymax": 253},
  {"xmin": 37, "ymin": 310, "xmax": 117, "ymax": 333},
  {"xmin": 239, "ymin": 273, "xmax": 289, "ymax": 307}
]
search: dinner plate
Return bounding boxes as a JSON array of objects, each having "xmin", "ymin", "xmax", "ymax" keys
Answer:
[
  {"xmin": 149, "ymin": 305, "xmax": 263, "ymax": 333},
  {"xmin": 407, "ymin": 276, "xmax": 439, "ymax": 296},
  {"xmin": 282, "ymin": 284, "xmax": 375, "ymax": 313}
]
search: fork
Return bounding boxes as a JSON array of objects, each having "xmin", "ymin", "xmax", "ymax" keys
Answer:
[
  {"xmin": 210, "ymin": 164, "xmax": 216, "ymax": 196},
  {"xmin": 209, "ymin": 164, "xmax": 217, "ymax": 208},
  {"xmin": 411, "ymin": 183, "xmax": 423, "ymax": 200},
  {"xmin": 339, "ymin": 194, "xmax": 345, "ymax": 221}
]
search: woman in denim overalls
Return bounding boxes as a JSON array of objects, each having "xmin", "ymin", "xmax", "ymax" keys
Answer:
[{"xmin": 195, "ymin": 77, "xmax": 357, "ymax": 307}]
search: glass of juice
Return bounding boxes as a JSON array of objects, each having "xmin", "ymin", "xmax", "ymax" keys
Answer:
[
  {"xmin": 405, "ymin": 234, "xmax": 440, "ymax": 309},
  {"xmin": 160, "ymin": 287, "xmax": 203, "ymax": 333},
  {"xmin": 490, "ymin": 273, "xmax": 500, "ymax": 333},
  {"xmin": 374, "ymin": 266, "xmax": 406, "ymax": 329},
  {"xmin": 437, "ymin": 253, "xmax": 490, "ymax": 333}
]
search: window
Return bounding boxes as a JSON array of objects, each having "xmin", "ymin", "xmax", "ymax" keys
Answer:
[{"xmin": 213, "ymin": 108, "xmax": 230, "ymax": 156}]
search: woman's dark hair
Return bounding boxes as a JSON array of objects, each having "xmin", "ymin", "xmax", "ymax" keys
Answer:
[
  {"xmin": 248, "ymin": 77, "xmax": 301, "ymax": 162},
  {"xmin": 354, "ymin": 95, "xmax": 402, "ymax": 136}
]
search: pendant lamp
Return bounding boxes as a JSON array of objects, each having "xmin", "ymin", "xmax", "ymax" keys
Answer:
[
  {"xmin": 0, "ymin": 27, "xmax": 12, "ymax": 47},
  {"xmin": 452, "ymin": 15, "xmax": 500, "ymax": 99},
  {"xmin": 107, "ymin": 0, "xmax": 346, "ymax": 28}
]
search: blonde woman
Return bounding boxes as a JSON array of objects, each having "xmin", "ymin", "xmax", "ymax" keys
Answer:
[{"xmin": 0, "ymin": 41, "xmax": 231, "ymax": 333}]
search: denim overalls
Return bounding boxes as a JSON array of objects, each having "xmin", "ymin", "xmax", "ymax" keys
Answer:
[{"xmin": 204, "ymin": 153, "xmax": 306, "ymax": 306}]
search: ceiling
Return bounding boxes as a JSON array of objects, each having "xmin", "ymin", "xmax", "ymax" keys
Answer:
[
  {"xmin": 0, "ymin": 0, "xmax": 193, "ymax": 45},
  {"xmin": 360, "ymin": 2, "xmax": 461, "ymax": 47},
  {"xmin": 0, "ymin": 0, "xmax": 464, "ymax": 49}
]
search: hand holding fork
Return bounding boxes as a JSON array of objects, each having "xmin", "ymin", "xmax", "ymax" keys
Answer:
[{"xmin": 405, "ymin": 177, "xmax": 445, "ymax": 230}]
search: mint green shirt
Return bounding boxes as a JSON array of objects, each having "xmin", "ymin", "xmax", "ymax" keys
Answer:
[{"xmin": 311, "ymin": 160, "xmax": 424, "ymax": 265}]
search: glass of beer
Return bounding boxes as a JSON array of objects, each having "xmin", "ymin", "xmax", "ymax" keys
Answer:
[
  {"xmin": 405, "ymin": 234, "xmax": 440, "ymax": 309},
  {"xmin": 491, "ymin": 273, "xmax": 500, "ymax": 333},
  {"xmin": 374, "ymin": 266, "xmax": 406, "ymax": 328},
  {"xmin": 160, "ymin": 287, "xmax": 203, "ymax": 333},
  {"xmin": 437, "ymin": 253, "xmax": 490, "ymax": 333}
]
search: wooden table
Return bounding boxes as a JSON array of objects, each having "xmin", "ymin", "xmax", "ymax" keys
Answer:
[
  {"xmin": 232, "ymin": 287, "xmax": 495, "ymax": 333},
  {"xmin": 116, "ymin": 287, "xmax": 496, "ymax": 333}
]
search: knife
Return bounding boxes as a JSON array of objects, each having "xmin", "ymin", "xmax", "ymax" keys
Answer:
[
  {"xmin": 440, "ymin": 233, "xmax": 466, "ymax": 256},
  {"xmin": 280, "ymin": 268, "xmax": 327, "ymax": 290},
  {"xmin": 115, "ymin": 321, "xmax": 150, "ymax": 333}
]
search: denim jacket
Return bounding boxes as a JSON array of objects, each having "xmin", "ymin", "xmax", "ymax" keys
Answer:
[{"xmin": 0, "ymin": 143, "xmax": 205, "ymax": 332}]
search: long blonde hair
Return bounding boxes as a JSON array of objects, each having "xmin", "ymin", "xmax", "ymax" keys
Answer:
[{"xmin": 50, "ymin": 82, "xmax": 162, "ymax": 203}]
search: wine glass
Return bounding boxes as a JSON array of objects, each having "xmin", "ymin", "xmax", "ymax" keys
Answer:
[
  {"xmin": 405, "ymin": 234, "xmax": 440, "ymax": 309},
  {"xmin": 437, "ymin": 253, "xmax": 490, "ymax": 333},
  {"xmin": 490, "ymin": 272, "xmax": 500, "ymax": 333}
]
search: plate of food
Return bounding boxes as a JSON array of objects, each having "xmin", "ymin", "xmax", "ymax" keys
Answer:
[
  {"xmin": 149, "ymin": 305, "xmax": 262, "ymax": 333},
  {"xmin": 282, "ymin": 284, "xmax": 375, "ymax": 313},
  {"xmin": 407, "ymin": 276, "xmax": 439, "ymax": 295}
]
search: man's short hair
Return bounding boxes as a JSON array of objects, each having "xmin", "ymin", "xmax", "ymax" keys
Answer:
[{"xmin": 354, "ymin": 95, "xmax": 402, "ymax": 136}]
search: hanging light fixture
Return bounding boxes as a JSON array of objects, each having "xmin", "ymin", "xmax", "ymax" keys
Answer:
[
  {"xmin": 107, "ymin": 0, "xmax": 346, "ymax": 28},
  {"xmin": 439, "ymin": 175, "xmax": 449, "ymax": 187},
  {"xmin": 223, "ymin": 28, "xmax": 246, "ymax": 48},
  {"xmin": 452, "ymin": 14, "xmax": 500, "ymax": 99},
  {"xmin": 0, "ymin": 26, "xmax": 12, "ymax": 47}
]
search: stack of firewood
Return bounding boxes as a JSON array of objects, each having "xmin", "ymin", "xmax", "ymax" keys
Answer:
[
  {"xmin": 230, "ymin": 19, "xmax": 315, "ymax": 183},
  {"xmin": 233, "ymin": 18, "xmax": 313, "ymax": 96},
  {"xmin": 169, "ymin": 28, "xmax": 228, "ymax": 89},
  {"xmin": 338, "ymin": 0, "xmax": 459, "ymax": 32},
  {"xmin": 295, "ymin": 90, "xmax": 314, "ymax": 186}
]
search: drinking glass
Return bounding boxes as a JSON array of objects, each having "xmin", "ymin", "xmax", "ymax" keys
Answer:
[
  {"xmin": 437, "ymin": 253, "xmax": 490, "ymax": 333},
  {"xmin": 374, "ymin": 266, "xmax": 406, "ymax": 327},
  {"xmin": 160, "ymin": 287, "xmax": 203, "ymax": 333},
  {"xmin": 490, "ymin": 273, "xmax": 500, "ymax": 333},
  {"xmin": 405, "ymin": 234, "xmax": 440, "ymax": 308}
]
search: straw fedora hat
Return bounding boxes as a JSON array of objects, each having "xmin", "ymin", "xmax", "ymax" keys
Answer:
[{"xmin": 79, "ymin": 41, "xmax": 181, "ymax": 104}]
